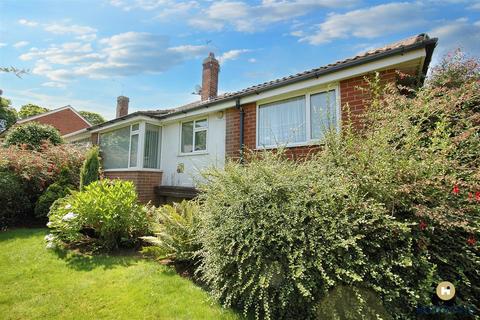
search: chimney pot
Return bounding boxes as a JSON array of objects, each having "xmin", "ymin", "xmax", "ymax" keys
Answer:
[
  {"xmin": 116, "ymin": 96, "xmax": 129, "ymax": 118},
  {"xmin": 201, "ymin": 52, "xmax": 220, "ymax": 101}
]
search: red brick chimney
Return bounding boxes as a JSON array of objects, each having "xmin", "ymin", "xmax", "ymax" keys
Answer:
[
  {"xmin": 201, "ymin": 52, "xmax": 220, "ymax": 101},
  {"xmin": 116, "ymin": 96, "xmax": 129, "ymax": 118}
]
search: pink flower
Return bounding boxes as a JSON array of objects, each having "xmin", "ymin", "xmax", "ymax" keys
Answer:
[
  {"xmin": 467, "ymin": 236, "xmax": 477, "ymax": 246},
  {"xmin": 419, "ymin": 220, "xmax": 427, "ymax": 231},
  {"xmin": 452, "ymin": 184, "xmax": 460, "ymax": 195}
]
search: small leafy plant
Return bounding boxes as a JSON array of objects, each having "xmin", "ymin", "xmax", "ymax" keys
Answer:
[
  {"xmin": 141, "ymin": 200, "xmax": 201, "ymax": 264},
  {"xmin": 4, "ymin": 122, "xmax": 62, "ymax": 149},
  {"xmin": 79, "ymin": 146, "xmax": 101, "ymax": 190},
  {"xmin": 47, "ymin": 180, "xmax": 152, "ymax": 251}
]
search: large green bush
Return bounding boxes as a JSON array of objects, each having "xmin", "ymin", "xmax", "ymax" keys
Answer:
[
  {"xmin": 47, "ymin": 180, "xmax": 152, "ymax": 251},
  {"xmin": 199, "ymin": 153, "xmax": 435, "ymax": 319},
  {"xmin": 79, "ymin": 146, "xmax": 101, "ymax": 190},
  {"xmin": 198, "ymin": 51, "xmax": 479, "ymax": 319},
  {"xmin": 141, "ymin": 200, "xmax": 201, "ymax": 264},
  {"xmin": 4, "ymin": 122, "xmax": 62, "ymax": 149},
  {"xmin": 0, "ymin": 171, "xmax": 30, "ymax": 228}
]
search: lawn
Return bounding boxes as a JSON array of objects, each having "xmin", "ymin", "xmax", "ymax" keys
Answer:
[{"xmin": 0, "ymin": 228, "xmax": 241, "ymax": 320}]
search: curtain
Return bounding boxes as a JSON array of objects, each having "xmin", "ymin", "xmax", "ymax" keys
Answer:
[
  {"xmin": 310, "ymin": 90, "xmax": 337, "ymax": 140},
  {"xmin": 258, "ymin": 96, "xmax": 306, "ymax": 146},
  {"xmin": 144, "ymin": 124, "xmax": 161, "ymax": 169},
  {"xmin": 129, "ymin": 134, "xmax": 138, "ymax": 167},
  {"xmin": 100, "ymin": 126, "xmax": 130, "ymax": 169}
]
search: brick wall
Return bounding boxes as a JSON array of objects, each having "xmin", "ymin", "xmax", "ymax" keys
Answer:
[
  {"xmin": 103, "ymin": 171, "xmax": 163, "ymax": 204},
  {"xmin": 24, "ymin": 108, "xmax": 91, "ymax": 135},
  {"xmin": 225, "ymin": 69, "xmax": 408, "ymax": 160}
]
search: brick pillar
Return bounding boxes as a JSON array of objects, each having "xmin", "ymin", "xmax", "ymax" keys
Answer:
[
  {"xmin": 201, "ymin": 53, "xmax": 219, "ymax": 101},
  {"xmin": 116, "ymin": 96, "xmax": 129, "ymax": 118}
]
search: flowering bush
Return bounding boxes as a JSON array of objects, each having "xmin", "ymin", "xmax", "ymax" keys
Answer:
[
  {"xmin": 34, "ymin": 168, "xmax": 75, "ymax": 219},
  {"xmin": 47, "ymin": 180, "xmax": 152, "ymax": 251}
]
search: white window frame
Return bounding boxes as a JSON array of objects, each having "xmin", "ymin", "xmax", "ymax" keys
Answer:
[
  {"xmin": 256, "ymin": 86, "xmax": 341, "ymax": 149},
  {"xmin": 179, "ymin": 117, "xmax": 208, "ymax": 155},
  {"xmin": 100, "ymin": 121, "xmax": 163, "ymax": 172}
]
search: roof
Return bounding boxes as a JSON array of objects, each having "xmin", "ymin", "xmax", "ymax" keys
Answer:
[{"xmin": 87, "ymin": 33, "xmax": 437, "ymax": 131}]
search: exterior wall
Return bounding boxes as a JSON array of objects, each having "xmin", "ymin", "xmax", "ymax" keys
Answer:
[
  {"xmin": 103, "ymin": 171, "xmax": 163, "ymax": 204},
  {"xmin": 225, "ymin": 69, "xmax": 403, "ymax": 160},
  {"xmin": 160, "ymin": 111, "xmax": 226, "ymax": 187},
  {"xmin": 22, "ymin": 108, "xmax": 90, "ymax": 135}
]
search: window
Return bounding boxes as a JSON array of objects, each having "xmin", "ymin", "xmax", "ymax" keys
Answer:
[
  {"xmin": 257, "ymin": 89, "xmax": 337, "ymax": 148},
  {"xmin": 181, "ymin": 118, "xmax": 207, "ymax": 153},
  {"xmin": 100, "ymin": 126, "xmax": 131, "ymax": 169},
  {"xmin": 144, "ymin": 124, "xmax": 161, "ymax": 169},
  {"xmin": 310, "ymin": 90, "xmax": 337, "ymax": 140},
  {"xmin": 258, "ymin": 96, "xmax": 306, "ymax": 146}
]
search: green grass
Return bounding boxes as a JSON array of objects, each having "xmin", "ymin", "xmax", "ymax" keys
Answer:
[{"xmin": 0, "ymin": 228, "xmax": 241, "ymax": 320}]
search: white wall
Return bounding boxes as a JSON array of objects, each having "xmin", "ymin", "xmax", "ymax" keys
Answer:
[{"xmin": 160, "ymin": 111, "xmax": 226, "ymax": 187}]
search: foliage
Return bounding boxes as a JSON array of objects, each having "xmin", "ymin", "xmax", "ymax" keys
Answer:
[
  {"xmin": 0, "ymin": 228, "xmax": 240, "ymax": 320},
  {"xmin": 428, "ymin": 49, "xmax": 480, "ymax": 88},
  {"xmin": 0, "ymin": 142, "xmax": 87, "ymax": 215},
  {"xmin": 4, "ymin": 122, "xmax": 63, "ymax": 149},
  {"xmin": 198, "ymin": 50, "xmax": 480, "ymax": 319},
  {"xmin": 141, "ymin": 200, "xmax": 201, "ymax": 263},
  {"xmin": 0, "ymin": 96, "xmax": 18, "ymax": 131},
  {"xmin": 0, "ymin": 171, "xmax": 30, "ymax": 228},
  {"xmin": 199, "ymin": 152, "xmax": 435, "ymax": 319},
  {"xmin": 34, "ymin": 168, "xmax": 75, "ymax": 219},
  {"xmin": 79, "ymin": 110, "xmax": 106, "ymax": 125},
  {"xmin": 18, "ymin": 104, "xmax": 49, "ymax": 119},
  {"xmin": 79, "ymin": 146, "xmax": 101, "ymax": 190},
  {"xmin": 47, "ymin": 180, "xmax": 152, "ymax": 251}
]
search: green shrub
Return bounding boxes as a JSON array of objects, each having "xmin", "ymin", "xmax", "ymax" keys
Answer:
[
  {"xmin": 0, "ymin": 171, "xmax": 30, "ymax": 228},
  {"xmin": 141, "ymin": 200, "xmax": 201, "ymax": 263},
  {"xmin": 47, "ymin": 180, "xmax": 152, "ymax": 251},
  {"xmin": 198, "ymin": 153, "xmax": 435, "ymax": 319},
  {"xmin": 4, "ymin": 122, "xmax": 63, "ymax": 149},
  {"xmin": 34, "ymin": 168, "xmax": 74, "ymax": 219},
  {"xmin": 79, "ymin": 146, "xmax": 101, "ymax": 190}
]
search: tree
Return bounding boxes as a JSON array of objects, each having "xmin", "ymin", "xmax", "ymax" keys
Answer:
[
  {"xmin": 79, "ymin": 146, "xmax": 101, "ymax": 190},
  {"xmin": 79, "ymin": 110, "xmax": 106, "ymax": 125},
  {"xmin": 18, "ymin": 104, "xmax": 49, "ymax": 119},
  {"xmin": 4, "ymin": 122, "xmax": 63, "ymax": 149},
  {"xmin": 0, "ymin": 97, "xmax": 18, "ymax": 132}
]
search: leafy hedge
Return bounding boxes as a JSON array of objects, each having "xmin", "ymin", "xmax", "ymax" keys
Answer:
[
  {"xmin": 0, "ymin": 171, "xmax": 30, "ymax": 228},
  {"xmin": 198, "ymin": 51, "xmax": 480, "ymax": 319},
  {"xmin": 4, "ymin": 122, "xmax": 62, "ymax": 149}
]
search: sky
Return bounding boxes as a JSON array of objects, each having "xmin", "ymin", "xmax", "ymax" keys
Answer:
[{"xmin": 0, "ymin": 0, "xmax": 479, "ymax": 120}]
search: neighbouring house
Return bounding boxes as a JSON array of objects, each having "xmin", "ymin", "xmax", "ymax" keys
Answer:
[
  {"xmin": 0, "ymin": 105, "xmax": 92, "ymax": 140},
  {"xmin": 66, "ymin": 33, "xmax": 438, "ymax": 204}
]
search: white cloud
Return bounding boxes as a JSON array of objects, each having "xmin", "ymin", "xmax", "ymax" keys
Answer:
[
  {"xmin": 21, "ymin": 31, "xmax": 210, "ymax": 82},
  {"xmin": 42, "ymin": 81, "xmax": 66, "ymax": 88},
  {"xmin": 76, "ymin": 34, "xmax": 97, "ymax": 42},
  {"xmin": 44, "ymin": 23, "xmax": 97, "ymax": 35},
  {"xmin": 110, "ymin": 0, "xmax": 199, "ymax": 18},
  {"xmin": 188, "ymin": 0, "xmax": 358, "ymax": 32},
  {"xmin": 0, "ymin": 42, "xmax": 7, "ymax": 48},
  {"xmin": 218, "ymin": 49, "xmax": 251, "ymax": 64},
  {"xmin": 429, "ymin": 18, "xmax": 480, "ymax": 60},
  {"xmin": 18, "ymin": 19, "xmax": 38, "ymax": 27},
  {"xmin": 248, "ymin": 58, "xmax": 257, "ymax": 63},
  {"xmin": 296, "ymin": 2, "xmax": 425, "ymax": 44},
  {"xmin": 13, "ymin": 41, "xmax": 30, "ymax": 48}
]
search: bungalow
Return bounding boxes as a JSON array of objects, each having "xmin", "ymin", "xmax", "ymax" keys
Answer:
[
  {"xmin": 67, "ymin": 33, "xmax": 438, "ymax": 204},
  {"xmin": 0, "ymin": 105, "xmax": 92, "ymax": 140}
]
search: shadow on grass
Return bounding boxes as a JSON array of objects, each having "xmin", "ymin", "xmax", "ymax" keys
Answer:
[
  {"xmin": 53, "ymin": 247, "xmax": 141, "ymax": 271},
  {"xmin": 0, "ymin": 228, "xmax": 47, "ymax": 242}
]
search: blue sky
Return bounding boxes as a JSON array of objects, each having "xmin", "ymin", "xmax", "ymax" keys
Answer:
[{"xmin": 1, "ymin": 0, "xmax": 479, "ymax": 119}]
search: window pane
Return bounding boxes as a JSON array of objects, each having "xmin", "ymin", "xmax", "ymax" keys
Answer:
[
  {"xmin": 310, "ymin": 90, "xmax": 337, "ymax": 140},
  {"xmin": 144, "ymin": 124, "xmax": 161, "ymax": 169},
  {"xmin": 129, "ymin": 134, "xmax": 138, "ymax": 167},
  {"xmin": 181, "ymin": 121, "xmax": 194, "ymax": 153},
  {"xmin": 100, "ymin": 126, "xmax": 130, "ymax": 169},
  {"xmin": 195, "ymin": 119, "xmax": 207, "ymax": 128},
  {"xmin": 131, "ymin": 123, "xmax": 139, "ymax": 131},
  {"xmin": 258, "ymin": 96, "xmax": 306, "ymax": 146},
  {"xmin": 194, "ymin": 130, "xmax": 207, "ymax": 151}
]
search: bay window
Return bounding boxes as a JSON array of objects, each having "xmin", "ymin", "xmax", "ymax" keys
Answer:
[
  {"xmin": 181, "ymin": 118, "xmax": 207, "ymax": 153},
  {"xmin": 257, "ymin": 89, "xmax": 338, "ymax": 148},
  {"xmin": 100, "ymin": 122, "xmax": 162, "ymax": 170}
]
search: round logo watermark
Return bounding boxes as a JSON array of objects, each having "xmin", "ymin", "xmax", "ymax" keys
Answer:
[{"xmin": 436, "ymin": 281, "xmax": 455, "ymax": 301}]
